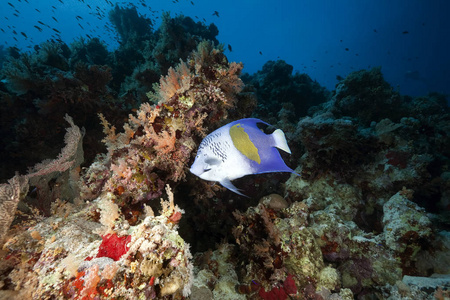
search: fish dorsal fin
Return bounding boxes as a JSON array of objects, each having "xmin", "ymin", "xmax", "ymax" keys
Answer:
[
  {"xmin": 272, "ymin": 129, "xmax": 291, "ymax": 154},
  {"xmin": 220, "ymin": 178, "xmax": 249, "ymax": 197}
]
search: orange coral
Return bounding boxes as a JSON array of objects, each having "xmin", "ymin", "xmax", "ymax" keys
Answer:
[
  {"xmin": 157, "ymin": 61, "xmax": 192, "ymax": 101},
  {"xmin": 153, "ymin": 127, "xmax": 177, "ymax": 154}
]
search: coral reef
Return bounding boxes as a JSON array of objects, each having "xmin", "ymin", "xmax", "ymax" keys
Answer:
[
  {"xmin": 0, "ymin": 7, "xmax": 221, "ymax": 182},
  {"xmin": 0, "ymin": 39, "xmax": 124, "ymax": 181},
  {"xmin": 0, "ymin": 5, "xmax": 449, "ymax": 298},
  {"xmin": 281, "ymin": 68, "xmax": 449, "ymax": 298},
  {"xmin": 242, "ymin": 59, "xmax": 331, "ymax": 123},
  {"xmin": 79, "ymin": 41, "xmax": 246, "ymax": 206},
  {"xmin": 332, "ymin": 66, "xmax": 406, "ymax": 126},
  {"xmin": 1, "ymin": 185, "xmax": 192, "ymax": 299}
]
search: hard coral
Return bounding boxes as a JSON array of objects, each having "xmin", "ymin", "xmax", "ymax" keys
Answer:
[
  {"xmin": 232, "ymin": 200, "xmax": 321, "ymax": 297},
  {"xmin": 242, "ymin": 59, "xmax": 330, "ymax": 121},
  {"xmin": 259, "ymin": 274, "xmax": 297, "ymax": 300},
  {"xmin": 334, "ymin": 67, "xmax": 405, "ymax": 126}
]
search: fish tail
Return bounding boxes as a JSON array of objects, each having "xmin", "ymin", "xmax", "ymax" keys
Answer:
[{"xmin": 272, "ymin": 129, "xmax": 291, "ymax": 154}]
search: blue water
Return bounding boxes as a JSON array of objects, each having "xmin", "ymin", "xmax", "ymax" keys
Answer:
[{"xmin": 1, "ymin": 0, "xmax": 449, "ymax": 97}]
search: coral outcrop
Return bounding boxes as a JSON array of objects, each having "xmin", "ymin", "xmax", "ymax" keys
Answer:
[
  {"xmin": 1, "ymin": 185, "xmax": 192, "ymax": 299},
  {"xmin": 0, "ymin": 7, "xmax": 222, "ymax": 182},
  {"xmin": 80, "ymin": 41, "xmax": 247, "ymax": 205},
  {"xmin": 242, "ymin": 59, "xmax": 330, "ymax": 122}
]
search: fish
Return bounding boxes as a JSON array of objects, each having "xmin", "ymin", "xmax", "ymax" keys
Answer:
[
  {"xmin": 190, "ymin": 118, "xmax": 298, "ymax": 196},
  {"xmin": 34, "ymin": 25, "xmax": 43, "ymax": 32}
]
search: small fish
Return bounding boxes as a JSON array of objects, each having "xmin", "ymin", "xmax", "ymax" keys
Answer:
[
  {"xmin": 34, "ymin": 25, "xmax": 43, "ymax": 32},
  {"xmin": 213, "ymin": 11, "xmax": 219, "ymax": 17},
  {"xmin": 76, "ymin": 15, "xmax": 83, "ymax": 20},
  {"xmin": 227, "ymin": 44, "xmax": 232, "ymax": 52},
  {"xmin": 20, "ymin": 32, "xmax": 27, "ymax": 38},
  {"xmin": 8, "ymin": 2, "xmax": 15, "ymax": 8},
  {"xmin": 52, "ymin": 16, "xmax": 58, "ymax": 22},
  {"xmin": 402, "ymin": 31, "xmax": 409, "ymax": 34},
  {"xmin": 345, "ymin": 48, "xmax": 349, "ymax": 51},
  {"xmin": 35, "ymin": 8, "xmax": 41, "ymax": 13},
  {"xmin": 190, "ymin": 118, "xmax": 297, "ymax": 196},
  {"xmin": 259, "ymin": 51, "xmax": 262, "ymax": 55},
  {"xmin": 52, "ymin": 28, "xmax": 61, "ymax": 33}
]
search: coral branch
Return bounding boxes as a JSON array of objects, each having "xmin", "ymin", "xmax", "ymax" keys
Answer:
[{"xmin": 0, "ymin": 175, "xmax": 29, "ymax": 245}]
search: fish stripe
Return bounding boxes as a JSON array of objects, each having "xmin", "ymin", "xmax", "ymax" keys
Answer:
[{"xmin": 230, "ymin": 124, "xmax": 261, "ymax": 164}]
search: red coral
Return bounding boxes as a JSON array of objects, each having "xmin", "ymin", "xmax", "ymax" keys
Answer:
[
  {"xmin": 168, "ymin": 211, "xmax": 182, "ymax": 224},
  {"xmin": 259, "ymin": 286, "xmax": 287, "ymax": 300},
  {"xmin": 96, "ymin": 233, "xmax": 131, "ymax": 261},
  {"xmin": 258, "ymin": 274, "xmax": 297, "ymax": 300},
  {"xmin": 283, "ymin": 274, "xmax": 297, "ymax": 295}
]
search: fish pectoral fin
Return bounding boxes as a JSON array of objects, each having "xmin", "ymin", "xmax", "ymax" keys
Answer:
[{"xmin": 220, "ymin": 178, "xmax": 249, "ymax": 198}]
